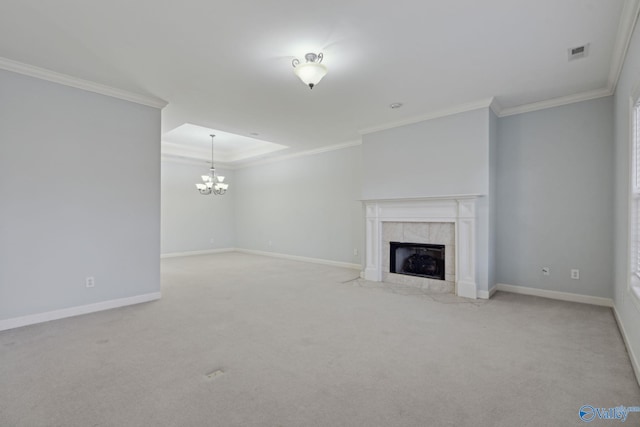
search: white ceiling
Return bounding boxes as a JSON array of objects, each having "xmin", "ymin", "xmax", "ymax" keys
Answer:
[{"xmin": 0, "ymin": 0, "xmax": 632, "ymax": 164}]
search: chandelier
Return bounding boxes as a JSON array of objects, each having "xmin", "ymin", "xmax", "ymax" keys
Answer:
[
  {"xmin": 195, "ymin": 134, "xmax": 228, "ymax": 195},
  {"xmin": 292, "ymin": 52, "xmax": 327, "ymax": 89}
]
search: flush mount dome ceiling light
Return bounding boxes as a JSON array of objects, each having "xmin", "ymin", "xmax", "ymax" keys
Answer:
[{"xmin": 292, "ymin": 52, "xmax": 327, "ymax": 89}]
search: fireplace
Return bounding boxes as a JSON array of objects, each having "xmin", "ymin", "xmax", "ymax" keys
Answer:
[
  {"xmin": 389, "ymin": 242, "xmax": 445, "ymax": 280},
  {"xmin": 363, "ymin": 196, "xmax": 480, "ymax": 299}
]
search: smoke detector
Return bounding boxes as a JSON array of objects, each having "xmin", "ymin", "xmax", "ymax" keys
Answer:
[{"xmin": 568, "ymin": 44, "xmax": 589, "ymax": 61}]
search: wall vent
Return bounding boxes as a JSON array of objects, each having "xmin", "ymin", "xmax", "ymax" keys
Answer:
[{"xmin": 568, "ymin": 44, "xmax": 589, "ymax": 61}]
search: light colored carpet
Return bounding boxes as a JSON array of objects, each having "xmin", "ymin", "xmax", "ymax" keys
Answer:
[{"xmin": 1, "ymin": 252, "xmax": 638, "ymax": 427}]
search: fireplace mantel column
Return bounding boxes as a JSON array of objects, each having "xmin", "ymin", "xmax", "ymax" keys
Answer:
[
  {"xmin": 364, "ymin": 203, "xmax": 381, "ymax": 281},
  {"xmin": 455, "ymin": 199, "xmax": 477, "ymax": 299}
]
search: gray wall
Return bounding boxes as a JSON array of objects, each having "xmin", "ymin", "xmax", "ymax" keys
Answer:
[
  {"xmin": 161, "ymin": 159, "xmax": 235, "ymax": 254},
  {"xmin": 234, "ymin": 146, "xmax": 363, "ymax": 265},
  {"xmin": 362, "ymin": 108, "xmax": 489, "ymax": 199},
  {"xmin": 0, "ymin": 70, "xmax": 161, "ymax": 320},
  {"xmin": 613, "ymin": 16, "xmax": 640, "ymax": 376},
  {"xmin": 496, "ymin": 96, "xmax": 614, "ymax": 298}
]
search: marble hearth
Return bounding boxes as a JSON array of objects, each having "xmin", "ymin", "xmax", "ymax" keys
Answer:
[{"xmin": 363, "ymin": 196, "xmax": 479, "ymax": 299}]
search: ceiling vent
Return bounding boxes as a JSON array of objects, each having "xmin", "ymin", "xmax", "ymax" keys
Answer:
[{"xmin": 568, "ymin": 44, "xmax": 589, "ymax": 61}]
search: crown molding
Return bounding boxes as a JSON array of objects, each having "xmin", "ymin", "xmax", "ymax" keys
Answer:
[
  {"xmin": 161, "ymin": 140, "xmax": 289, "ymax": 167},
  {"xmin": 497, "ymin": 87, "xmax": 613, "ymax": 118},
  {"xmin": 489, "ymin": 97, "xmax": 503, "ymax": 116},
  {"xmin": 607, "ymin": 0, "xmax": 640, "ymax": 92},
  {"xmin": 161, "ymin": 154, "xmax": 209, "ymax": 167},
  {"xmin": 161, "ymin": 141, "xmax": 208, "ymax": 160},
  {"xmin": 162, "ymin": 139, "xmax": 361, "ymax": 170},
  {"xmin": 358, "ymin": 98, "xmax": 495, "ymax": 135},
  {"xmin": 0, "ymin": 56, "xmax": 167, "ymax": 109},
  {"xmin": 234, "ymin": 140, "xmax": 362, "ymax": 169},
  {"xmin": 161, "ymin": 153, "xmax": 236, "ymax": 169}
]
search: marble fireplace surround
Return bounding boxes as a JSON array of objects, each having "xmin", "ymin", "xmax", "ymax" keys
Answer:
[{"xmin": 363, "ymin": 196, "xmax": 480, "ymax": 299}]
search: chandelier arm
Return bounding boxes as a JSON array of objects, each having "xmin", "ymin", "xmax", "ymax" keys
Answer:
[
  {"xmin": 292, "ymin": 58, "xmax": 300, "ymax": 68},
  {"xmin": 317, "ymin": 52, "xmax": 323, "ymax": 63}
]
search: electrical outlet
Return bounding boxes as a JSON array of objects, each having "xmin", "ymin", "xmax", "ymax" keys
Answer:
[
  {"xmin": 571, "ymin": 269, "xmax": 580, "ymax": 280},
  {"xmin": 85, "ymin": 276, "xmax": 95, "ymax": 288},
  {"xmin": 542, "ymin": 267, "xmax": 550, "ymax": 276}
]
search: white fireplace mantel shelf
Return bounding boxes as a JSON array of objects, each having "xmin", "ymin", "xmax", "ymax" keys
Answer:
[
  {"xmin": 362, "ymin": 195, "xmax": 484, "ymax": 299},
  {"xmin": 360, "ymin": 194, "xmax": 483, "ymax": 203}
]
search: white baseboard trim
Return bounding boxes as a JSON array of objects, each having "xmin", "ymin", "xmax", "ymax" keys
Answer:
[
  {"xmin": 235, "ymin": 248, "xmax": 362, "ymax": 270},
  {"xmin": 496, "ymin": 283, "xmax": 613, "ymax": 307},
  {"xmin": 613, "ymin": 305, "xmax": 640, "ymax": 387},
  {"xmin": 161, "ymin": 248, "xmax": 235, "ymax": 258},
  {"xmin": 0, "ymin": 292, "xmax": 161, "ymax": 332},
  {"xmin": 477, "ymin": 285, "xmax": 497, "ymax": 300},
  {"xmin": 489, "ymin": 285, "xmax": 498, "ymax": 298}
]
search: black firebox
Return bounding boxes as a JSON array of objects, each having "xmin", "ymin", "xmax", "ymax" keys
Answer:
[{"xmin": 389, "ymin": 242, "xmax": 445, "ymax": 280}]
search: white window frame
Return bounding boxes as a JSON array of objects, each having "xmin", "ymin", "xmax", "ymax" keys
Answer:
[{"xmin": 629, "ymin": 82, "xmax": 640, "ymax": 309}]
